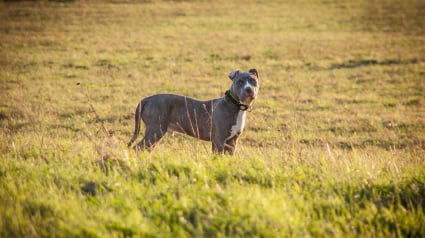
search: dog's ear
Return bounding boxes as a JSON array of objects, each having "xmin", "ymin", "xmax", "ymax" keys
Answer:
[
  {"xmin": 228, "ymin": 70, "xmax": 240, "ymax": 80},
  {"xmin": 249, "ymin": 68, "xmax": 259, "ymax": 78}
]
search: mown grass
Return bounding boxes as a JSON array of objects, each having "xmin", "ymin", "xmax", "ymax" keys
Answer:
[{"xmin": 1, "ymin": 0, "xmax": 425, "ymax": 237}]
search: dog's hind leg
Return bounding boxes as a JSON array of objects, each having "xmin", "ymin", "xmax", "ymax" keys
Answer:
[{"xmin": 134, "ymin": 122, "xmax": 167, "ymax": 151}]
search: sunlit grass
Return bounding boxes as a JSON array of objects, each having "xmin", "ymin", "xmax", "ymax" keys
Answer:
[{"xmin": 1, "ymin": 0, "xmax": 424, "ymax": 237}]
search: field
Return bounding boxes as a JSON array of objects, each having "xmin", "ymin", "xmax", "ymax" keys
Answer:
[{"xmin": 1, "ymin": 0, "xmax": 425, "ymax": 237}]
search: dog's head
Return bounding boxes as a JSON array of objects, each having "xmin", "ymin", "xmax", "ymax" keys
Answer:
[{"xmin": 228, "ymin": 68, "xmax": 259, "ymax": 106}]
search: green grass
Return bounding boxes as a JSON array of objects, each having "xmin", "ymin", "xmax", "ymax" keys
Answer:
[{"xmin": 1, "ymin": 0, "xmax": 425, "ymax": 237}]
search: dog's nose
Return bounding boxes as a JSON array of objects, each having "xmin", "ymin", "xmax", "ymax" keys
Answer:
[{"xmin": 246, "ymin": 87, "xmax": 253, "ymax": 94}]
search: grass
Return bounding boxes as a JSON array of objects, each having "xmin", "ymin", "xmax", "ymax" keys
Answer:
[{"xmin": 1, "ymin": 0, "xmax": 424, "ymax": 237}]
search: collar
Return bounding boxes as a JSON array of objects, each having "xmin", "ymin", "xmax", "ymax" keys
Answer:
[{"xmin": 225, "ymin": 90, "xmax": 249, "ymax": 111}]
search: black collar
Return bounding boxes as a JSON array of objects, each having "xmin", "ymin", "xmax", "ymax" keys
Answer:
[{"xmin": 225, "ymin": 90, "xmax": 249, "ymax": 111}]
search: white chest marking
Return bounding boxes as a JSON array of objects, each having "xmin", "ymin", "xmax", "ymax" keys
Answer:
[{"xmin": 226, "ymin": 111, "xmax": 246, "ymax": 141}]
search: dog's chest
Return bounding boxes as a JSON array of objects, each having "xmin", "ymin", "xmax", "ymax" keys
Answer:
[{"xmin": 226, "ymin": 111, "xmax": 246, "ymax": 140}]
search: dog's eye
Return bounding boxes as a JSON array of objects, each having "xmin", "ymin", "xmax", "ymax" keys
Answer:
[
  {"xmin": 249, "ymin": 78, "xmax": 257, "ymax": 86},
  {"xmin": 237, "ymin": 80, "xmax": 244, "ymax": 86}
]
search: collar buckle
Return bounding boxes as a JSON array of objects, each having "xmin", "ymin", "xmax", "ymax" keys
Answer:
[{"xmin": 238, "ymin": 104, "xmax": 249, "ymax": 111}]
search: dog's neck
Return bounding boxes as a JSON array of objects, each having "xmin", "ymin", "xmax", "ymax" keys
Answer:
[{"xmin": 225, "ymin": 90, "xmax": 249, "ymax": 111}]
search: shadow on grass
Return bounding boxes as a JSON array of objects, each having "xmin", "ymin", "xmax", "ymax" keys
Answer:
[
  {"xmin": 313, "ymin": 179, "xmax": 425, "ymax": 237},
  {"xmin": 299, "ymin": 138, "xmax": 425, "ymax": 151},
  {"xmin": 351, "ymin": 181, "xmax": 425, "ymax": 210},
  {"xmin": 327, "ymin": 58, "xmax": 420, "ymax": 70}
]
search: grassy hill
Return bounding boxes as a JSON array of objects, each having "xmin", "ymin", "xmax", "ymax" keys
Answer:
[{"xmin": 1, "ymin": 0, "xmax": 424, "ymax": 237}]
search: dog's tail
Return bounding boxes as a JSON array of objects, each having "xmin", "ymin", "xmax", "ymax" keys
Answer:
[{"xmin": 127, "ymin": 100, "xmax": 145, "ymax": 147}]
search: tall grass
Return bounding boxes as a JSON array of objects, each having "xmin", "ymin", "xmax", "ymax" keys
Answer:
[{"xmin": 1, "ymin": 0, "xmax": 424, "ymax": 237}]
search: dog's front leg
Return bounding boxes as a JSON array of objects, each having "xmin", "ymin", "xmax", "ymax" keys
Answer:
[
  {"xmin": 212, "ymin": 141, "xmax": 225, "ymax": 154},
  {"xmin": 212, "ymin": 135, "xmax": 239, "ymax": 155},
  {"xmin": 211, "ymin": 133, "xmax": 227, "ymax": 154},
  {"xmin": 224, "ymin": 135, "xmax": 239, "ymax": 155}
]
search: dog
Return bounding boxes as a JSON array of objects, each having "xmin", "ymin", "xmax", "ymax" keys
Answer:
[{"xmin": 127, "ymin": 68, "xmax": 259, "ymax": 154}]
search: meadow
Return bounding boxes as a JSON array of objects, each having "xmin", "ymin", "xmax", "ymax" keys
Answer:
[{"xmin": 0, "ymin": 0, "xmax": 424, "ymax": 237}]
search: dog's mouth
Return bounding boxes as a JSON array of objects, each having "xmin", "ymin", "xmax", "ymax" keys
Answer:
[{"xmin": 240, "ymin": 96, "xmax": 256, "ymax": 105}]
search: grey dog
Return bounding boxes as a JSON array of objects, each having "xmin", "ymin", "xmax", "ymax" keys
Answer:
[{"xmin": 127, "ymin": 68, "xmax": 259, "ymax": 154}]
